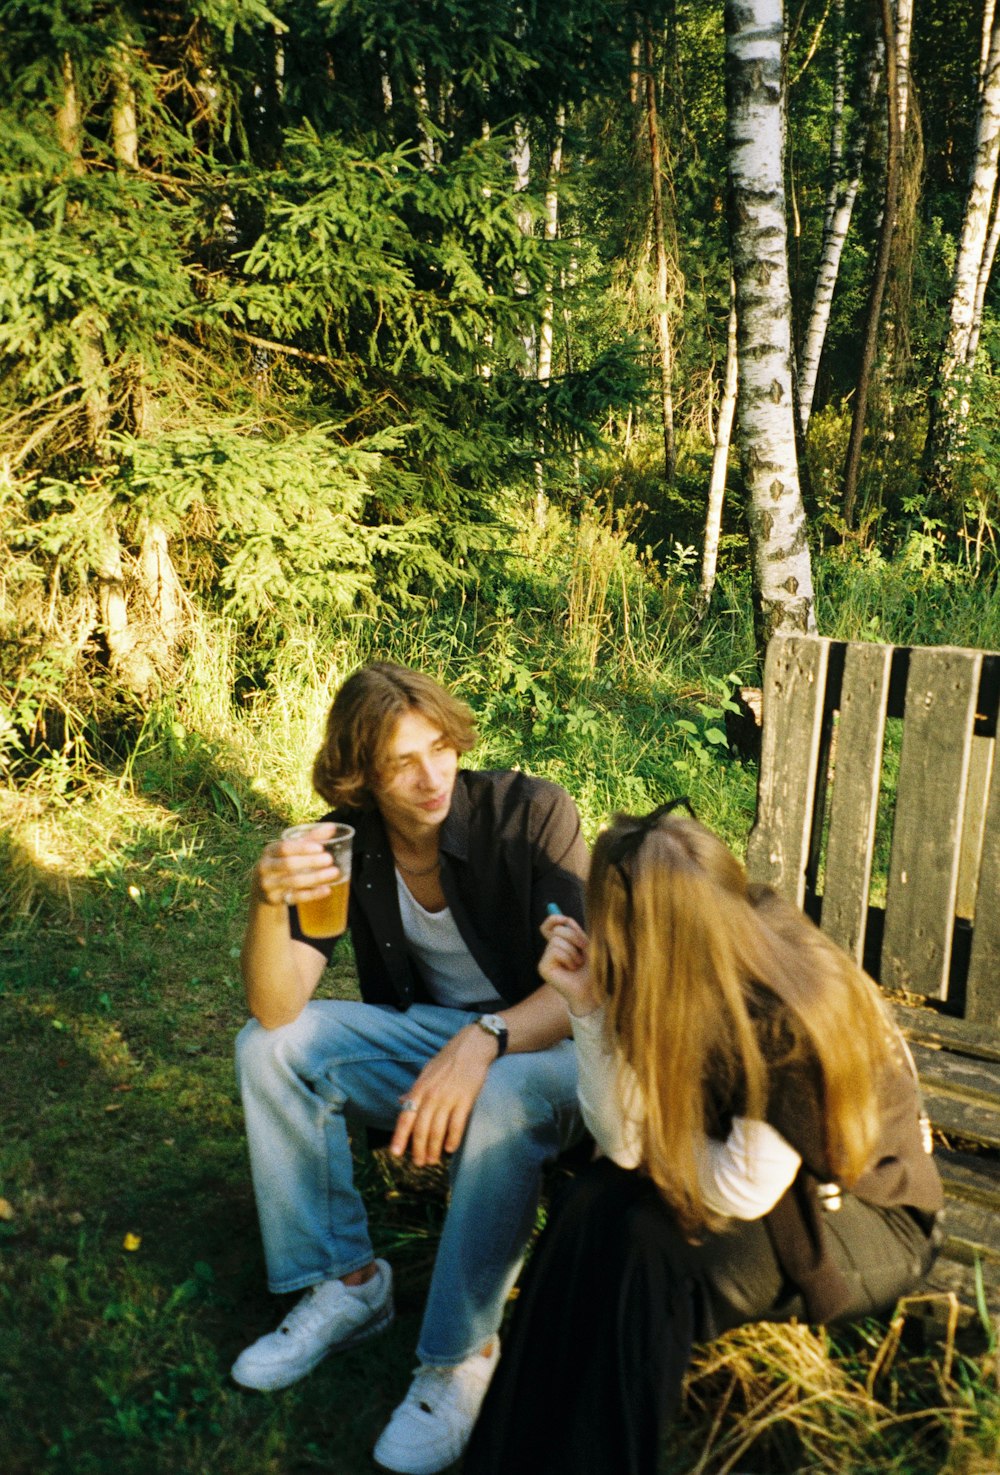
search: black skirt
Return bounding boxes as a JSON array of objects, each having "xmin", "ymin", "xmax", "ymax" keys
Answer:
[{"xmin": 464, "ymin": 1158, "xmax": 935, "ymax": 1475}]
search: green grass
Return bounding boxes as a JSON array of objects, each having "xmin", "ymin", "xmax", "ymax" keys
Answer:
[{"xmin": 3, "ymin": 518, "xmax": 1000, "ymax": 1474}]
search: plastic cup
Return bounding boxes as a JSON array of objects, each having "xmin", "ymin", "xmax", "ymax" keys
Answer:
[{"xmin": 281, "ymin": 823, "xmax": 354, "ymax": 939}]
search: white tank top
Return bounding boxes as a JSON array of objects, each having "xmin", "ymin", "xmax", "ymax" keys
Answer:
[{"xmin": 395, "ymin": 870, "xmax": 503, "ymax": 1009}]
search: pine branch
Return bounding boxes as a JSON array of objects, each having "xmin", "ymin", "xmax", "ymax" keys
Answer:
[{"xmin": 226, "ymin": 328, "xmax": 339, "ymax": 368}]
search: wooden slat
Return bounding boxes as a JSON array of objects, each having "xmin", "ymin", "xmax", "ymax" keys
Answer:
[
  {"xmin": 935, "ymin": 1147, "xmax": 1000, "ymax": 1211},
  {"xmin": 914, "ymin": 1044, "xmax": 1000, "ymax": 1150},
  {"xmin": 918, "ymin": 1094, "xmax": 1000, "ymax": 1153},
  {"xmin": 934, "ymin": 1197, "xmax": 1000, "ymax": 1266},
  {"xmin": 881, "ymin": 648, "xmax": 981, "ymax": 1000},
  {"xmin": 820, "ymin": 643, "xmax": 893, "ymax": 963},
  {"xmin": 909, "ymin": 1039, "xmax": 1000, "ymax": 1105},
  {"xmin": 966, "ymin": 730, "xmax": 1000, "ymax": 1030},
  {"xmin": 955, "ymin": 736, "xmax": 992, "ymax": 919},
  {"xmin": 746, "ymin": 635, "xmax": 830, "ymax": 908},
  {"xmin": 895, "ymin": 1001, "xmax": 1000, "ymax": 1062}
]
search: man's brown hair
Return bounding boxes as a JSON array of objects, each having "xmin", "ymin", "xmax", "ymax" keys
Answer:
[{"xmin": 312, "ymin": 662, "xmax": 477, "ymax": 809}]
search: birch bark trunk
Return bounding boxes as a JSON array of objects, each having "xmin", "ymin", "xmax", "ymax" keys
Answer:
[
  {"xmin": 894, "ymin": 0, "xmax": 913, "ymax": 141},
  {"xmin": 726, "ymin": 0, "xmax": 815, "ymax": 645},
  {"xmin": 645, "ymin": 29, "xmax": 676, "ymax": 483},
  {"xmin": 797, "ymin": 15, "xmax": 881, "ymax": 433},
  {"xmin": 534, "ymin": 108, "xmax": 565, "ymax": 527},
  {"xmin": 841, "ymin": 0, "xmax": 902, "ymax": 526},
  {"xmin": 969, "ymin": 0, "xmax": 1000, "ymax": 372},
  {"xmin": 925, "ymin": 5, "xmax": 1000, "ymax": 501},
  {"xmin": 511, "ymin": 120, "xmax": 535, "ymax": 369},
  {"xmin": 700, "ymin": 280, "xmax": 738, "ymax": 611}
]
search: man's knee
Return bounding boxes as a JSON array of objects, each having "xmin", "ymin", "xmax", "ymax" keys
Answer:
[
  {"xmin": 461, "ymin": 1061, "xmax": 569, "ymax": 1166},
  {"xmin": 235, "ymin": 1016, "xmax": 273, "ymax": 1084},
  {"xmin": 234, "ymin": 1003, "xmax": 336, "ymax": 1088}
]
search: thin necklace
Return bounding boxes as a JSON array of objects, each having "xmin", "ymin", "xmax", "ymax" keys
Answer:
[{"xmin": 393, "ymin": 852, "xmax": 441, "ymax": 878}]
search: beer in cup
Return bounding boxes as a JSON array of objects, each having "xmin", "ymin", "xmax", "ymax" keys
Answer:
[{"xmin": 281, "ymin": 823, "xmax": 354, "ymax": 939}]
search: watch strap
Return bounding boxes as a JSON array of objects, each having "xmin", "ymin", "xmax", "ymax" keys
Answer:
[{"xmin": 475, "ymin": 1013, "xmax": 508, "ymax": 1057}]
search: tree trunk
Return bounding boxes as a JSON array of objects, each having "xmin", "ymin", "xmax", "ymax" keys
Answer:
[
  {"xmin": 111, "ymin": 55, "xmax": 139, "ymax": 168},
  {"xmin": 511, "ymin": 120, "xmax": 535, "ymax": 369},
  {"xmin": 534, "ymin": 107, "xmax": 565, "ymax": 527},
  {"xmin": 645, "ymin": 28, "xmax": 676, "ymax": 483},
  {"xmin": 894, "ymin": 0, "xmax": 914, "ymax": 141},
  {"xmin": 56, "ymin": 53, "xmax": 109, "ymax": 455},
  {"xmin": 841, "ymin": 0, "xmax": 902, "ymax": 527},
  {"xmin": 968, "ymin": 0, "xmax": 1000, "ymax": 372},
  {"xmin": 725, "ymin": 0, "xmax": 815, "ymax": 648},
  {"xmin": 983, "ymin": 0, "xmax": 998, "ymax": 81},
  {"xmin": 924, "ymin": 4, "xmax": 1000, "ymax": 502},
  {"xmin": 797, "ymin": 13, "xmax": 881, "ymax": 433},
  {"xmin": 138, "ymin": 520, "xmax": 184, "ymax": 655},
  {"xmin": 700, "ymin": 279, "xmax": 738, "ymax": 611},
  {"xmin": 112, "ymin": 49, "xmax": 184, "ymax": 673},
  {"xmin": 967, "ymin": 183, "xmax": 1000, "ymax": 372},
  {"xmin": 413, "ymin": 69, "xmax": 438, "ymax": 170}
]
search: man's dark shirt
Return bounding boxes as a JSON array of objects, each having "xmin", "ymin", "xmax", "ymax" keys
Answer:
[{"xmin": 290, "ymin": 769, "xmax": 589, "ymax": 1011}]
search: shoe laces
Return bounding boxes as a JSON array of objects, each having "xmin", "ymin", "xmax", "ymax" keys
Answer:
[
  {"xmin": 407, "ymin": 1363, "xmax": 452, "ymax": 1414},
  {"xmin": 406, "ymin": 1352, "xmax": 494, "ymax": 1416},
  {"xmin": 279, "ymin": 1282, "xmax": 342, "ymax": 1338}
]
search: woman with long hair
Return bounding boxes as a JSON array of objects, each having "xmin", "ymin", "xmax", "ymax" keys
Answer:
[{"xmin": 464, "ymin": 804, "xmax": 942, "ymax": 1475}]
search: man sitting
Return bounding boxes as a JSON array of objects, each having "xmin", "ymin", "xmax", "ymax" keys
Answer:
[{"xmin": 233, "ymin": 662, "xmax": 587, "ymax": 1475}]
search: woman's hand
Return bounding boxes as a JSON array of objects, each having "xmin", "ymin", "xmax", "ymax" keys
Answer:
[
  {"xmin": 539, "ymin": 913, "xmax": 600, "ymax": 1017},
  {"xmin": 252, "ymin": 823, "xmax": 341, "ymax": 909}
]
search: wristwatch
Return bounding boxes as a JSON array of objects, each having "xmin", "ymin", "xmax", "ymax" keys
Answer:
[{"xmin": 475, "ymin": 1013, "xmax": 508, "ymax": 1057}]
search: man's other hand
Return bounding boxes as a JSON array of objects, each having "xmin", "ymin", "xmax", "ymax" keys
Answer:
[{"xmin": 389, "ymin": 1025, "xmax": 498, "ymax": 1166}]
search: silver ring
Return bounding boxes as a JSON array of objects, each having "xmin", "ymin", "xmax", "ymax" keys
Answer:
[
  {"xmin": 400, "ymin": 1099, "xmax": 419, "ymax": 1114},
  {"xmin": 283, "ymin": 892, "xmax": 293, "ymax": 906}
]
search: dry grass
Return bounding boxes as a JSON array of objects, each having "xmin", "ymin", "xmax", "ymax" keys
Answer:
[{"xmin": 673, "ymin": 1294, "xmax": 999, "ymax": 1475}]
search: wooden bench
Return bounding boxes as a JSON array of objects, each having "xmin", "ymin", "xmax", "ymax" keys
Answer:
[{"xmin": 746, "ymin": 633, "xmax": 1000, "ymax": 1313}]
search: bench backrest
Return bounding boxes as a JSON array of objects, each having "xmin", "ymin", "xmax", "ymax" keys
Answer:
[{"xmin": 746, "ymin": 634, "xmax": 1000, "ymax": 1045}]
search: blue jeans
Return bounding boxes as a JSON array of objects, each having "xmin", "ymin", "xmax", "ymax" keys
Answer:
[{"xmin": 235, "ymin": 1000, "xmax": 582, "ymax": 1366}]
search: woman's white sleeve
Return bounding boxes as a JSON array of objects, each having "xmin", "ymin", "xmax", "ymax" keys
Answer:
[
  {"xmin": 695, "ymin": 1117, "xmax": 801, "ymax": 1220},
  {"xmin": 569, "ymin": 1006, "xmax": 644, "ymax": 1168},
  {"xmin": 569, "ymin": 1010, "xmax": 801, "ymax": 1213}
]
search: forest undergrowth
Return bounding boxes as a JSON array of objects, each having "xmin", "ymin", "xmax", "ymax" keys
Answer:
[{"xmin": 2, "ymin": 512, "xmax": 1000, "ymax": 1475}]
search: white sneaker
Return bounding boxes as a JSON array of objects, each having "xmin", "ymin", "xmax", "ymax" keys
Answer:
[
  {"xmin": 231, "ymin": 1260, "xmax": 393, "ymax": 1391},
  {"xmin": 372, "ymin": 1340, "xmax": 501, "ymax": 1475}
]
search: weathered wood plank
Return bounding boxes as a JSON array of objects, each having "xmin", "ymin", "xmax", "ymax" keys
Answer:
[
  {"xmin": 746, "ymin": 635, "xmax": 830, "ymax": 908},
  {"xmin": 820, "ymin": 643, "xmax": 893, "ymax": 963},
  {"xmin": 966, "ymin": 728, "xmax": 1000, "ymax": 1030},
  {"xmin": 935, "ymin": 1196, "xmax": 1000, "ymax": 1266},
  {"xmin": 881, "ymin": 648, "xmax": 981, "ymax": 1000},
  {"xmin": 955, "ymin": 736, "xmax": 992, "ymax": 920},
  {"xmin": 908, "ymin": 1040, "xmax": 1000, "ymax": 1107},
  {"xmin": 918, "ymin": 1090, "xmax": 1000, "ymax": 1151},
  {"xmin": 935, "ymin": 1148, "xmax": 1000, "ymax": 1211},
  {"xmin": 894, "ymin": 1002, "xmax": 1000, "ymax": 1063}
]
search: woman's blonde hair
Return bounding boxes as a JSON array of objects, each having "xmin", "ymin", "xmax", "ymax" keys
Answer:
[
  {"xmin": 588, "ymin": 808, "xmax": 896, "ymax": 1237},
  {"xmin": 312, "ymin": 662, "xmax": 477, "ymax": 809}
]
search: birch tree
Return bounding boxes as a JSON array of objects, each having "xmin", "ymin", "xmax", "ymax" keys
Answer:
[
  {"xmin": 797, "ymin": 11, "xmax": 882, "ymax": 433},
  {"xmin": 700, "ymin": 279, "xmax": 737, "ymax": 610},
  {"xmin": 725, "ymin": 0, "xmax": 815, "ymax": 645},
  {"xmin": 925, "ymin": 3, "xmax": 1000, "ymax": 502},
  {"xmin": 842, "ymin": 0, "xmax": 905, "ymax": 526},
  {"xmin": 644, "ymin": 23, "xmax": 676, "ymax": 482},
  {"xmin": 534, "ymin": 108, "xmax": 565, "ymax": 524}
]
